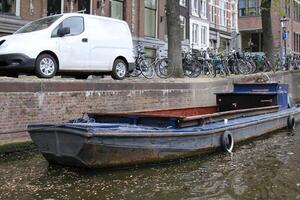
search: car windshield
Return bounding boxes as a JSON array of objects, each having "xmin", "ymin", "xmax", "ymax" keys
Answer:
[{"xmin": 15, "ymin": 15, "xmax": 62, "ymax": 34}]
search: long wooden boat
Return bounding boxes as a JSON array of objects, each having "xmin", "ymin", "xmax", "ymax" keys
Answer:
[{"xmin": 28, "ymin": 83, "xmax": 300, "ymax": 168}]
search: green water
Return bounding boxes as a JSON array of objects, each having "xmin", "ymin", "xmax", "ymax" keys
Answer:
[{"xmin": 1, "ymin": 127, "xmax": 300, "ymax": 200}]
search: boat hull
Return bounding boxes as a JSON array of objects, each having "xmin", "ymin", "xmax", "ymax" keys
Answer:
[{"xmin": 29, "ymin": 110, "xmax": 300, "ymax": 168}]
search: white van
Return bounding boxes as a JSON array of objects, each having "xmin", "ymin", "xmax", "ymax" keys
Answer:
[{"xmin": 0, "ymin": 13, "xmax": 135, "ymax": 80}]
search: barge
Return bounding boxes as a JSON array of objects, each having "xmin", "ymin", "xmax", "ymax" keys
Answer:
[{"xmin": 28, "ymin": 83, "xmax": 300, "ymax": 168}]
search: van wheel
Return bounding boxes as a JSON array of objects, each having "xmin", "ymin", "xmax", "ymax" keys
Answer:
[
  {"xmin": 111, "ymin": 59, "xmax": 127, "ymax": 80},
  {"xmin": 35, "ymin": 54, "xmax": 58, "ymax": 78}
]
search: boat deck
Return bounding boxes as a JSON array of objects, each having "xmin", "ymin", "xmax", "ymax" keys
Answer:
[{"xmin": 63, "ymin": 107, "xmax": 300, "ymax": 135}]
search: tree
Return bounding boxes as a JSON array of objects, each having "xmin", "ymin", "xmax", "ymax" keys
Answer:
[
  {"xmin": 166, "ymin": 0, "xmax": 184, "ymax": 78},
  {"xmin": 261, "ymin": 0, "xmax": 275, "ymax": 63}
]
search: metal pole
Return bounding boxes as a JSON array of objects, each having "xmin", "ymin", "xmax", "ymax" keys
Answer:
[
  {"xmin": 284, "ymin": 29, "xmax": 287, "ymax": 70},
  {"xmin": 284, "ymin": 30, "xmax": 287, "ymax": 57}
]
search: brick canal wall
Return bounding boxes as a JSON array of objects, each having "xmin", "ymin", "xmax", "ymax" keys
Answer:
[{"xmin": 0, "ymin": 71, "xmax": 299, "ymax": 145}]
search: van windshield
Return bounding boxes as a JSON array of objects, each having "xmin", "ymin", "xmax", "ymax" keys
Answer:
[{"xmin": 15, "ymin": 15, "xmax": 62, "ymax": 34}]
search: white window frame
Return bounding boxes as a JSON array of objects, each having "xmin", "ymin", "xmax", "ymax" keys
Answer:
[
  {"xmin": 210, "ymin": 5, "xmax": 216, "ymax": 24},
  {"xmin": 144, "ymin": 0, "xmax": 158, "ymax": 38},
  {"xmin": 180, "ymin": 15, "xmax": 187, "ymax": 40},
  {"xmin": 0, "ymin": 0, "xmax": 21, "ymax": 16},
  {"xmin": 16, "ymin": 0, "xmax": 21, "ymax": 16},
  {"xmin": 200, "ymin": 0, "xmax": 207, "ymax": 18},
  {"xmin": 192, "ymin": 0, "xmax": 199, "ymax": 16},
  {"xmin": 201, "ymin": 25, "xmax": 207, "ymax": 45},
  {"xmin": 192, "ymin": 23, "xmax": 199, "ymax": 45}
]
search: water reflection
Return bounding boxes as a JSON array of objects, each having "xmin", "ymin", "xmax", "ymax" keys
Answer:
[{"xmin": 1, "ymin": 127, "xmax": 300, "ymax": 200}]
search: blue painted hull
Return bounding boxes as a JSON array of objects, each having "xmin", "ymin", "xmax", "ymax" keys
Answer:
[{"xmin": 28, "ymin": 107, "xmax": 300, "ymax": 168}]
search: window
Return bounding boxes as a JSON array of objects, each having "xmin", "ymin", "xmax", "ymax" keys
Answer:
[
  {"xmin": 47, "ymin": 0, "xmax": 62, "ymax": 16},
  {"xmin": 239, "ymin": 0, "xmax": 260, "ymax": 17},
  {"xmin": 210, "ymin": 5, "xmax": 216, "ymax": 23},
  {"xmin": 78, "ymin": 0, "xmax": 90, "ymax": 14},
  {"xmin": 285, "ymin": 0, "xmax": 290, "ymax": 17},
  {"xmin": 62, "ymin": 17, "xmax": 84, "ymax": 35},
  {"xmin": 239, "ymin": 0, "xmax": 246, "ymax": 16},
  {"xmin": 51, "ymin": 16, "xmax": 84, "ymax": 37},
  {"xmin": 248, "ymin": 0, "xmax": 257, "ymax": 16},
  {"xmin": 201, "ymin": 26, "xmax": 207, "ymax": 45},
  {"xmin": 110, "ymin": 0, "xmax": 124, "ymax": 20},
  {"xmin": 294, "ymin": 0, "xmax": 300, "ymax": 22},
  {"xmin": 180, "ymin": 0, "xmax": 187, "ymax": 7},
  {"xmin": 180, "ymin": 15, "xmax": 186, "ymax": 40},
  {"xmin": 192, "ymin": 0, "xmax": 199, "ymax": 15},
  {"xmin": 144, "ymin": 48, "xmax": 156, "ymax": 62},
  {"xmin": 219, "ymin": 0, "xmax": 226, "ymax": 26},
  {"xmin": 144, "ymin": 0, "xmax": 157, "ymax": 37},
  {"xmin": 200, "ymin": 0, "xmax": 207, "ymax": 18},
  {"xmin": 16, "ymin": 15, "xmax": 62, "ymax": 34},
  {"xmin": 294, "ymin": 32, "xmax": 300, "ymax": 53},
  {"xmin": 0, "ymin": 0, "xmax": 16, "ymax": 15},
  {"xmin": 192, "ymin": 23, "xmax": 199, "ymax": 45}
]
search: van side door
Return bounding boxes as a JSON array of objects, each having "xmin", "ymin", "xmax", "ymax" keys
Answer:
[
  {"xmin": 87, "ymin": 18, "xmax": 113, "ymax": 71},
  {"xmin": 51, "ymin": 16, "xmax": 89, "ymax": 70}
]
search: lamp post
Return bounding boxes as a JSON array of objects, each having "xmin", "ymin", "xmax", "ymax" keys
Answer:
[{"xmin": 281, "ymin": 16, "xmax": 289, "ymax": 68}]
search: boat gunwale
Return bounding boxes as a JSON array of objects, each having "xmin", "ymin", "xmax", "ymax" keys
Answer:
[
  {"xmin": 28, "ymin": 107, "xmax": 300, "ymax": 138},
  {"xmin": 182, "ymin": 105, "xmax": 279, "ymax": 121}
]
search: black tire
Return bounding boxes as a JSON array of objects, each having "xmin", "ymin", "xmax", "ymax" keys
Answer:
[
  {"xmin": 156, "ymin": 58, "xmax": 174, "ymax": 79},
  {"xmin": 139, "ymin": 59, "xmax": 154, "ymax": 79},
  {"xmin": 238, "ymin": 60, "xmax": 251, "ymax": 75},
  {"xmin": 35, "ymin": 54, "xmax": 58, "ymax": 78},
  {"xmin": 287, "ymin": 116, "xmax": 296, "ymax": 130},
  {"xmin": 221, "ymin": 131, "xmax": 234, "ymax": 153},
  {"xmin": 111, "ymin": 59, "xmax": 128, "ymax": 80}
]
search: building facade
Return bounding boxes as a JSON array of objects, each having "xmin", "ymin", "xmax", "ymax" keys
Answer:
[
  {"xmin": 179, "ymin": 0, "xmax": 191, "ymax": 50},
  {"xmin": 0, "ymin": 0, "xmax": 240, "ymax": 54},
  {"xmin": 0, "ymin": 0, "xmax": 167, "ymax": 58},
  {"xmin": 189, "ymin": 0, "xmax": 210, "ymax": 50},
  {"xmin": 238, "ymin": 0, "xmax": 300, "ymax": 55},
  {"xmin": 209, "ymin": 0, "xmax": 238, "ymax": 51}
]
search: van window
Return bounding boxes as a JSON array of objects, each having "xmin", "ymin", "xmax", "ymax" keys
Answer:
[
  {"xmin": 52, "ymin": 16, "xmax": 84, "ymax": 37},
  {"xmin": 15, "ymin": 15, "xmax": 62, "ymax": 34}
]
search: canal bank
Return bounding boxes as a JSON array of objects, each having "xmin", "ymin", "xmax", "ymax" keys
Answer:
[{"xmin": 1, "ymin": 71, "xmax": 300, "ymax": 147}]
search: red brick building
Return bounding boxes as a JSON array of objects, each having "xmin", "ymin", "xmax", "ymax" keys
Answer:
[
  {"xmin": 0, "ymin": 0, "xmax": 167, "ymax": 57},
  {"xmin": 209, "ymin": 0, "xmax": 238, "ymax": 51},
  {"xmin": 238, "ymin": 0, "xmax": 300, "ymax": 55}
]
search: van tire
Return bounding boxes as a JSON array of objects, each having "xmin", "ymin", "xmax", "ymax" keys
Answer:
[
  {"xmin": 35, "ymin": 54, "xmax": 58, "ymax": 78},
  {"xmin": 111, "ymin": 59, "xmax": 127, "ymax": 80}
]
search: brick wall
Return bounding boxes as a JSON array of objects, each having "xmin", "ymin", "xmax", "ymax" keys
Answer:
[
  {"xmin": 0, "ymin": 71, "xmax": 299, "ymax": 145},
  {"xmin": 238, "ymin": 16, "xmax": 262, "ymax": 31},
  {"xmin": 20, "ymin": 0, "xmax": 45, "ymax": 21},
  {"xmin": 0, "ymin": 79, "xmax": 231, "ymax": 145},
  {"xmin": 17, "ymin": 0, "xmax": 166, "ymax": 40}
]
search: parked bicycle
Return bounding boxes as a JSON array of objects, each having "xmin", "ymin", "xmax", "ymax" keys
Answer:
[{"xmin": 130, "ymin": 43, "xmax": 174, "ymax": 79}]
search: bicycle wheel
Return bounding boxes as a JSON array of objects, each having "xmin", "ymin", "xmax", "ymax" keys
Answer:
[
  {"xmin": 238, "ymin": 60, "xmax": 252, "ymax": 75},
  {"xmin": 139, "ymin": 59, "xmax": 154, "ymax": 79},
  {"xmin": 218, "ymin": 64, "xmax": 228, "ymax": 78},
  {"xmin": 183, "ymin": 61, "xmax": 195, "ymax": 78},
  {"xmin": 130, "ymin": 64, "xmax": 142, "ymax": 77},
  {"xmin": 156, "ymin": 58, "xmax": 174, "ymax": 79},
  {"xmin": 249, "ymin": 60, "xmax": 257, "ymax": 74},
  {"xmin": 191, "ymin": 61, "xmax": 202, "ymax": 78}
]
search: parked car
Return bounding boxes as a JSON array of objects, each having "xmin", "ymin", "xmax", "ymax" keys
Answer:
[{"xmin": 0, "ymin": 13, "xmax": 135, "ymax": 80}]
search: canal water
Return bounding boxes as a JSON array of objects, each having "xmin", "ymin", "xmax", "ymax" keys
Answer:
[{"xmin": 1, "ymin": 127, "xmax": 300, "ymax": 200}]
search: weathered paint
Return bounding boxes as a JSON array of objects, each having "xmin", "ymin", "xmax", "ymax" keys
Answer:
[{"xmin": 28, "ymin": 107, "xmax": 300, "ymax": 168}]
